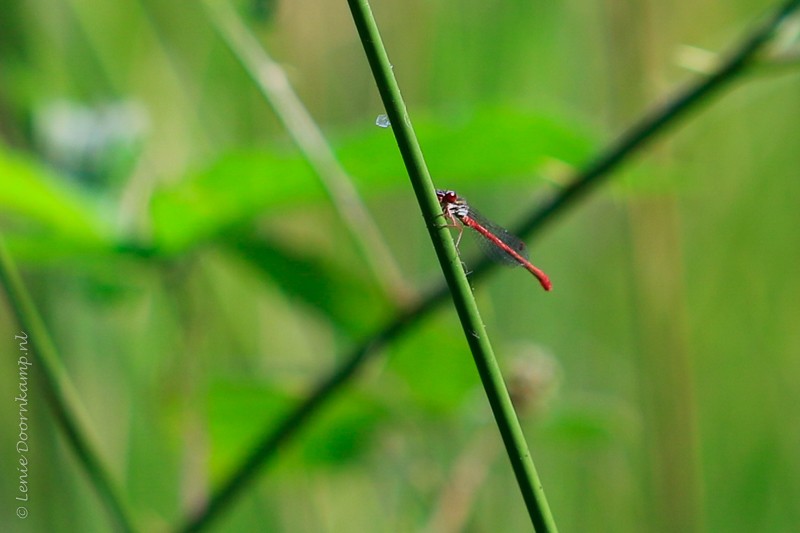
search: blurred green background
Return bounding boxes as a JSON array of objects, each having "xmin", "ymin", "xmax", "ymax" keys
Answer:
[{"xmin": 1, "ymin": 0, "xmax": 799, "ymax": 531}]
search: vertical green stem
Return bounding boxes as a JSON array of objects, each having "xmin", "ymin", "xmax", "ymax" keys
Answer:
[{"xmin": 345, "ymin": 1, "xmax": 558, "ymax": 530}]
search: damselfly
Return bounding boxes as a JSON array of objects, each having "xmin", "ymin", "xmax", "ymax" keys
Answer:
[{"xmin": 436, "ymin": 189, "xmax": 552, "ymax": 291}]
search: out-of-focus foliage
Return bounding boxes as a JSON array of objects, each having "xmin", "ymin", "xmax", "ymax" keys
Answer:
[
  {"xmin": 1, "ymin": 1, "xmax": 799, "ymax": 532},
  {"xmin": 149, "ymin": 106, "xmax": 592, "ymax": 252}
]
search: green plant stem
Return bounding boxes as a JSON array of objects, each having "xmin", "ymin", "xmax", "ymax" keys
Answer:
[
  {"xmin": 201, "ymin": 0, "xmax": 410, "ymax": 302},
  {"xmin": 174, "ymin": 1, "xmax": 800, "ymax": 531},
  {"xmin": 345, "ymin": 0, "xmax": 558, "ymax": 530},
  {"xmin": 0, "ymin": 236, "xmax": 136, "ymax": 533},
  {"xmin": 512, "ymin": 0, "xmax": 800, "ymax": 243}
]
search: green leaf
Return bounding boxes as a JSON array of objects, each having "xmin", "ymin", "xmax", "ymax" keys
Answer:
[
  {"xmin": 0, "ymin": 145, "xmax": 108, "ymax": 256},
  {"xmin": 386, "ymin": 318, "xmax": 480, "ymax": 414},
  {"xmin": 150, "ymin": 105, "xmax": 595, "ymax": 253},
  {"xmin": 206, "ymin": 379, "xmax": 387, "ymax": 479},
  {"xmin": 298, "ymin": 392, "xmax": 387, "ymax": 468},
  {"xmin": 339, "ymin": 105, "xmax": 595, "ymax": 186},
  {"xmin": 206, "ymin": 379, "xmax": 295, "ymax": 482},
  {"xmin": 150, "ymin": 150, "xmax": 325, "ymax": 253},
  {"xmin": 226, "ymin": 230, "xmax": 391, "ymax": 336}
]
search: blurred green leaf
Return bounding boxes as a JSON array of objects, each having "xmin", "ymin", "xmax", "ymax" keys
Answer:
[
  {"xmin": 0, "ymin": 145, "xmax": 107, "ymax": 250},
  {"xmin": 298, "ymin": 392, "xmax": 387, "ymax": 468},
  {"xmin": 226, "ymin": 230, "xmax": 391, "ymax": 336},
  {"xmin": 150, "ymin": 105, "xmax": 595, "ymax": 252},
  {"xmin": 150, "ymin": 150, "xmax": 325, "ymax": 253},
  {"xmin": 207, "ymin": 379, "xmax": 295, "ymax": 481},
  {"xmin": 207, "ymin": 379, "xmax": 386, "ymax": 479},
  {"xmin": 386, "ymin": 319, "xmax": 481, "ymax": 415},
  {"xmin": 340, "ymin": 105, "xmax": 595, "ymax": 185}
]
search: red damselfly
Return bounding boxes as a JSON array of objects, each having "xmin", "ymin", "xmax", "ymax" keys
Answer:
[{"xmin": 436, "ymin": 189, "xmax": 552, "ymax": 291}]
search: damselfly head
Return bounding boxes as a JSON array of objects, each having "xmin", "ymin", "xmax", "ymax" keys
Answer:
[{"xmin": 436, "ymin": 189, "xmax": 459, "ymax": 205}]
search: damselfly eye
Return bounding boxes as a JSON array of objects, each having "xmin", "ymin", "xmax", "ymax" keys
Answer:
[{"xmin": 436, "ymin": 190, "xmax": 458, "ymax": 204}]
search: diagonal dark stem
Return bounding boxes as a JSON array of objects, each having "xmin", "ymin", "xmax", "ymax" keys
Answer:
[
  {"xmin": 511, "ymin": 0, "xmax": 800, "ymax": 244},
  {"xmin": 0, "ymin": 238, "xmax": 137, "ymax": 533},
  {"xmin": 175, "ymin": 1, "xmax": 800, "ymax": 530}
]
